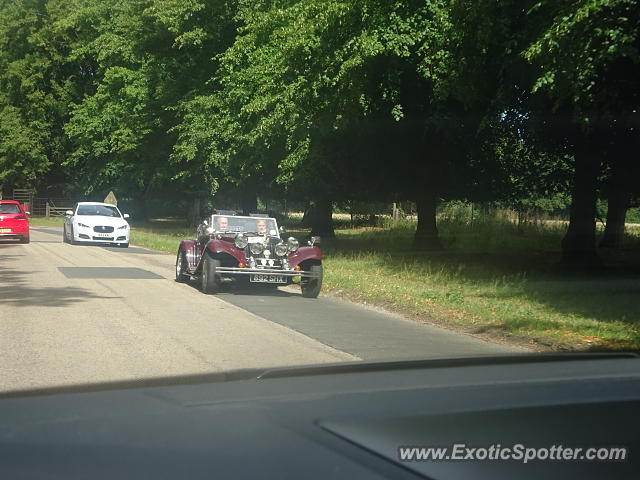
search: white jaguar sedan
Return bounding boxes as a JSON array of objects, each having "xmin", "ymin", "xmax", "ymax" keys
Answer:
[{"xmin": 63, "ymin": 202, "xmax": 130, "ymax": 248}]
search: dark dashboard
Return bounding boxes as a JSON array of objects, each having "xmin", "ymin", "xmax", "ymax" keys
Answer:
[{"xmin": 0, "ymin": 354, "xmax": 638, "ymax": 479}]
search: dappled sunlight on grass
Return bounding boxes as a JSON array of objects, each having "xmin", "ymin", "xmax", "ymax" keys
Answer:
[{"xmin": 322, "ymin": 222, "xmax": 640, "ymax": 350}]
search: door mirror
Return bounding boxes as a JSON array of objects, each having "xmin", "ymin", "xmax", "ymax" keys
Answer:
[
  {"xmin": 25, "ymin": 211, "xmax": 30, "ymax": 216},
  {"xmin": 65, "ymin": 210, "xmax": 74, "ymax": 216},
  {"xmin": 123, "ymin": 213, "xmax": 130, "ymax": 219},
  {"xmin": 279, "ymin": 225, "xmax": 286, "ymax": 234},
  {"xmin": 309, "ymin": 236, "xmax": 321, "ymax": 246}
]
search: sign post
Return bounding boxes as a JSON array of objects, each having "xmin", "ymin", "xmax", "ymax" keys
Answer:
[{"xmin": 104, "ymin": 191, "xmax": 117, "ymax": 206}]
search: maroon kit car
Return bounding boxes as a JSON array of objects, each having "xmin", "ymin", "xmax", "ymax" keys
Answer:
[
  {"xmin": 0, "ymin": 200, "xmax": 30, "ymax": 243},
  {"xmin": 176, "ymin": 213, "xmax": 323, "ymax": 297}
]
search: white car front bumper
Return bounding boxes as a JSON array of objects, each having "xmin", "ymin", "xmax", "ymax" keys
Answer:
[{"xmin": 74, "ymin": 229, "xmax": 129, "ymax": 244}]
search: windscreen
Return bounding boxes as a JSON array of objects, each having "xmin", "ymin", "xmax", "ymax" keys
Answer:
[
  {"xmin": 76, "ymin": 205, "xmax": 121, "ymax": 217},
  {"xmin": 0, "ymin": 204, "xmax": 21, "ymax": 214},
  {"xmin": 211, "ymin": 215, "xmax": 278, "ymax": 235}
]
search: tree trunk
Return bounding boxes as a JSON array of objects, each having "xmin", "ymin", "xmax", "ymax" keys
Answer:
[
  {"xmin": 600, "ymin": 190, "xmax": 630, "ymax": 249},
  {"xmin": 413, "ymin": 192, "xmax": 442, "ymax": 250},
  {"xmin": 134, "ymin": 195, "xmax": 149, "ymax": 221},
  {"xmin": 560, "ymin": 152, "xmax": 601, "ymax": 267},
  {"xmin": 309, "ymin": 199, "xmax": 335, "ymax": 238},
  {"xmin": 241, "ymin": 190, "xmax": 257, "ymax": 215},
  {"xmin": 187, "ymin": 197, "xmax": 201, "ymax": 227},
  {"xmin": 301, "ymin": 202, "xmax": 312, "ymax": 227}
]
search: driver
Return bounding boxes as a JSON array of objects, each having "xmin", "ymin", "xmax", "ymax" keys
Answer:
[
  {"xmin": 256, "ymin": 219, "xmax": 267, "ymax": 234},
  {"xmin": 216, "ymin": 216, "xmax": 229, "ymax": 231}
]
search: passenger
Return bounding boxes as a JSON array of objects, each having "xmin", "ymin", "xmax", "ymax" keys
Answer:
[{"xmin": 216, "ymin": 216, "xmax": 229, "ymax": 231}]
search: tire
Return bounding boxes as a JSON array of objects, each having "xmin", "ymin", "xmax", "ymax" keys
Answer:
[
  {"xmin": 201, "ymin": 253, "xmax": 221, "ymax": 294},
  {"xmin": 70, "ymin": 227, "xmax": 78, "ymax": 245},
  {"xmin": 63, "ymin": 225, "xmax": 68, "ymax": 243},
  {"xmin": 301, "ymin": 264, "xmax": 323, "ymax": 298},
  {"xmin": 175, "ymin": 250, "xmax": 189, "ymax": 283},
  {"xmin": 118, "ymin": 242, "xmax": 129, "ymax": 248},
  {"xmin": 20, "ymin": 236, "xmax": 30, "ymax": 244}
]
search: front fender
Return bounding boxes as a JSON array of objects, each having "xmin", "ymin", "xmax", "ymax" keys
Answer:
[
  {"xmin": 288, "ymin": 246, "xmax": 323, "ymax": 269},
  {"xmin": 205, "ymin": 239, "xmax": 247, "ymax": 265},
  {"xmin": 178, "ymin": 240, "xmax": 199, "ymax": 270},
  {"xmin": 178, "ymin": 239, "xmax": 197, "ymax": 252}
]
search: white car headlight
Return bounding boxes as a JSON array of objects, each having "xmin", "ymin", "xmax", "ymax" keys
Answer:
[
  {"xmin": 275, "ymin": 243, "xmax": 288, "ymax": 257},
  {"xmin": 117, "ymin": 224, "xmax": 128, "ymax": 230},
  {"xmin": 78, "ymin": 223, "xmax": 89, "ymax": 228},
  {"xmin": 249, "ymin": 243, "xmax": 264, "ymax": 255},
  {"xmin": 287, "ymin": 237, "xmax": 299, "ymax": 252},
  {"xmin": 235, "ymin": 234, "xmax": 248, "ymax": 249}
]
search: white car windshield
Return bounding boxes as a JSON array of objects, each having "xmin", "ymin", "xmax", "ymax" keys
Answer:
[
  {"xmin": 76, "ymin": 205, "xmax": 121, "ymax": 217},
  {"xmin": 211, "ymin": 215, "xmax": 278, "ymax": 235}
]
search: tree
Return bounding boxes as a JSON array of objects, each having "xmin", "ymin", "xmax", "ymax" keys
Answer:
[
  {"xmin": 62, "ymin": 0, "xmax": 239, "ymax": 216},
  {"xmin": 523, "ymin": 0, "xmax": 640, "ymax": 265},
  {"xmin": 0, "ymin": 0, "xmax": 76, "ymax": 191},
  {"xmin": 189, "ymin": 0, "xmax": 488, "ymax": 245}
]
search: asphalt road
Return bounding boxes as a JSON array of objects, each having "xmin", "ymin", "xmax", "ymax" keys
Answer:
[{"xmin": 0, "ymin": 227, "xmax": 522, "ymax": 392}]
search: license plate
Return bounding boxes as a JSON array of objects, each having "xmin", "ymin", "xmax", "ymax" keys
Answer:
[
  {"xmin": 250, "ymin": 274, "xmax": 286, "ymax": 284},
  {"xmin": 0, "ymin": 228, "xmax": 10, "ymax": 233},
  {"xmin": 94, "ymin": 233, "xmax": 111, "ymax": 237}
]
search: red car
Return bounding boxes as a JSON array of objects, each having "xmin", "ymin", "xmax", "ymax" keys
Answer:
[
  {"xmin": 0, "ymin": 200, "xmax": 30, "ymax": 243},
  {"xmin": 176, "ymin": 212, "xmax": 323, "ymax": 297}
]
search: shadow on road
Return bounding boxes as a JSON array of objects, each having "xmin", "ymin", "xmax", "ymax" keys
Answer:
[
  {"xmin": 0, "ymin": 255, "xmax": 122, "ymax": 308},
  {"xmin": 100, "ymin": 246, "xmax": 162, "ymax": 255},
  {"xmin": 183, "ymin": 278, "xmax": 299, "ymax": 298},
  {"xmin": 230, "ymin": 285, "xmax": 299, "ymax": 297}
]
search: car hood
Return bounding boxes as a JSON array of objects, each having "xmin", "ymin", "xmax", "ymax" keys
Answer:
[{"xmin": 74, "ymin": 215, "xmax": 127, "ymax": 227}]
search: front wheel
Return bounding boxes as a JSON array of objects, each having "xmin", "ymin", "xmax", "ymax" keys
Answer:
[
  {"xmin": 301, "ymin": 264, "xmax": 323, "ymax": 298},
  {"xmin": 20, "ymin": 236, "xmax": 30, "ymax": 244},
  {"xmin": 175, "ymin": 250, "xmax": 189, "ymax": 283},
  {"xmin": 201, "ymin": 254, "xmax": 221, "ymax": 294},
  {"xmin": 117, "ymin": 242, "xmax": 129, "ymax": 248},
  {"xmin": 63, "ymin": 225, "xmax": 68, "ymax": 243}
]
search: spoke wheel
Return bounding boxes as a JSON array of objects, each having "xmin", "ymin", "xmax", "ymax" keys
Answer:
[{"xmin": 175, "ymin": 250, "xmax": 189, "ymax": 283}]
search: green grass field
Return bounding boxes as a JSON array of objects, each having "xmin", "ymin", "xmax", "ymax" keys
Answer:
[
  {"xmin": 30, "ymin": 214, "xmax": 640, "ymax": 351},
  {"xmin": 321, "ymin": 229, "xmax": 640, "ymax": 351},
  {"xmin": 29, "ymin": 216, "xmax": 66, "ymax": 227}
]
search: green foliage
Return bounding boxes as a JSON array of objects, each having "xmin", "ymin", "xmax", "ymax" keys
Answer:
[
  {"xmin": 524, "ymin": 0, "xmax": 639, "ymax": 126},
  {"xmin": 177, "ymin": 0, "xmax": 463, "ymax": 201},
  {"xmin": 0, "ymin": 0, "xmax": 637, "ymax": 255},
  {"xmin": 0, "ymin": 0, "xmax": 74, "ymax": 188}
]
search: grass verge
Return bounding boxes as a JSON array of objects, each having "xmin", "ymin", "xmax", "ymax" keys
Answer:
[
  {"xmin": 318, "ymin": 220, "xmax": 640, "ymax": 351},
  {"xmin": 29, "ymin": 217, "xmax": 65, "ymax": 227}
]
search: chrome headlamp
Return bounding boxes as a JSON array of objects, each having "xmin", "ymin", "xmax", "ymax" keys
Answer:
[
  {"xmin": 235, "ymin": 234, "xmax": 248, "ymax": 249},
  {"xmin": 287, "ymin": 237, "xmax": 299, "ymax": 252},
  {"xmin": 275, "ymin": 243, "xmax": 288, "ymax": 257},
  {"xmin": 249, "ymin": 242, "xmax": 264, "ymax": 255}
]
